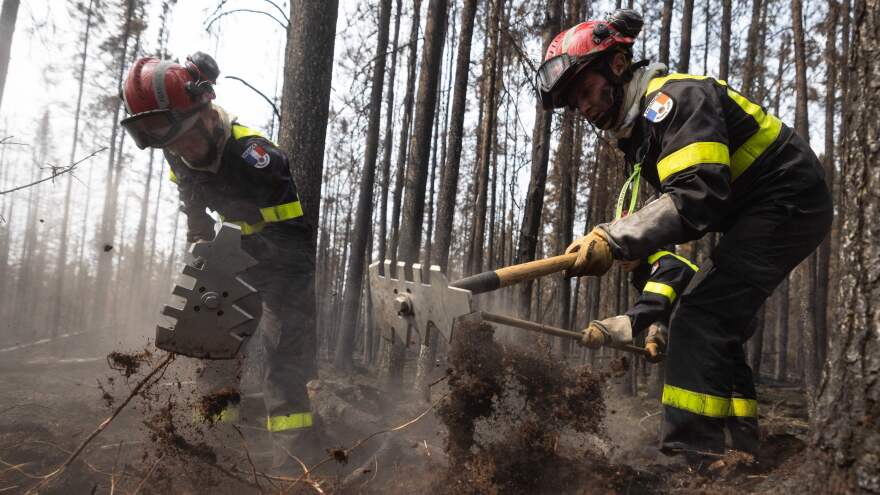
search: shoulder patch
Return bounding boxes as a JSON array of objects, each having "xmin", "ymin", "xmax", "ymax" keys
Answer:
[
  {"xmin": 644, "ymin": 92, "xmax": 674, "ymax": 123},
  {"xmin": 242, "ymin": 142, "xmax": 271, "ymax": 169}
]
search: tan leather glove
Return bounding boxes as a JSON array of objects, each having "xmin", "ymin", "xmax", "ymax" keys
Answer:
[
  {"xmin": 580, "ymin": 321, "xmax": 609, "ymax": 349},
  {"xmin": 564, "ymin": 228, "xmax": 613, "ymax": 278},
  {"xmin": 645, "ymin": 322, "xmax": 668, "ymax": 363},
  {"xmin": 580, "ymin": 316, "xmax": 633, "ymax": 349}
]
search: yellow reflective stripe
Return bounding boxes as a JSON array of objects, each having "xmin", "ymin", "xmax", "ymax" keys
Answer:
[
  {"xmin": 647, "ymin": 250, "xmax": 699, "ymax": 272},
  {"xmin": 731, "ymin": 397, "xmax": 758, "ymax": 418},
  {"xmin": 259, "ymin": 200, "xmax": 303, "ymax": 222},
  {"xmin": 227, "ymin": 220, "xmax": 265, "ymax": 235},
  {"xmin": 193, "ymin": 405, "xmax": 240, "ymax": 424},
  {"xmin": 232, "ymin": 123, "xmax": 266, "ymax": 140},
  {"xmin": 727, "ymin": 89, "xmax": 783, "ymax": 181},
  {"xmin": 267, "ymin": 412, "xmax": 313, "ymax": 432},
  {"xmin": 220, "ymin": 200, "xmax": 302, "ymax": 236},
  {"xmin": 645, "ymin": 73, "xmax": 711, "ymax": 95},
  {"xmin": 169, "ymin": 167, "xmax": 178, "ymax": 184},
  {"xmin": 657, "ymin": 141, "xmax": 730, "ymax": 183},
  {"xmin": 643, "ymin": 281, "xmax": 677, "ymax": 303},
  {"xmin": 662, "ymin": 385, "xmax": 731, "ymax": 418}
]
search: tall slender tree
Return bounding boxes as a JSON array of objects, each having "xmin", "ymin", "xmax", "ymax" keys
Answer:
[
  {"xmin": 335, "ymin": 0, "xmax": 393, "ymax": 371},
  {"xmin": 0, "ymin": 0, "xmax": 20, "ymax": 113},
  {"xmin": 376, "ymin": 0, "xmax": 403, "ymax": 270},
  {"xmin": 677, "ymin": 0, "xmax": 694, "ymax": 72},
  {"xmin": 467, "ymin": 0, "xmax": 504, "ymax": 276},
  {"xmin": 397, "ymin": 0, "xmax": 449, "ymax": 266},
  {"xmin": 49, "ymin": 0, "xmax": 98, "ymax": 338},
  {"xmin": 514, "ymin": 0, "xmax": 561, "ymax": 320}
]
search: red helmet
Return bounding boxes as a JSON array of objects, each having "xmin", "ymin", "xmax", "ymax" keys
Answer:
[
  {"xmin": 121, "ymin": 52, "xmax": 219, "ymax": 149},
  {"xmin": 536, "ymin": 10, "xmax": 642, "ymax": 110}
]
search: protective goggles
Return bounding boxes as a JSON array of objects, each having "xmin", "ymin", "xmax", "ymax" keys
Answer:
[
  {"xmin": 120, "ymin": 105, "xmax": 204, "ymax": 149},
  {"xmin": 535, "ymin": 54, "xmax": 593, "ymax": 110}
]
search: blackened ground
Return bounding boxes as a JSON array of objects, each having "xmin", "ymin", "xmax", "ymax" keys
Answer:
[{"xmin": 0, "ymin": 338, "xmax": 810, "ymax": 494}]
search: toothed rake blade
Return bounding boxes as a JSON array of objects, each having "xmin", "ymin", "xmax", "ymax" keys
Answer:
[
  {"xmin": 368, "ymin": 261, "xmax": 473, "ymax": 343},
  {"xmin": 156, "ymin": 223, "xmax": 263, "ymax": 359}
]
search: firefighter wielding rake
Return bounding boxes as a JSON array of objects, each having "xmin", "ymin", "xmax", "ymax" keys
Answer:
[{"xmin": 368, "ymin": 255, "xmax": 650, "ymax": 357}]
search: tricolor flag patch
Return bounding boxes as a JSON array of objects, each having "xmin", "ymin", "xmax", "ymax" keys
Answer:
[
  {"xmin": 644, "ymin": 92, "xmax": 674, "ymax": 123},
  {"xmin": 242, "ymin": 143, "xmax": 271, "ymax": 168}
]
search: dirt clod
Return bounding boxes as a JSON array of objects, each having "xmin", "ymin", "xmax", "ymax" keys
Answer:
[
  {"xmin": 107, "ymin": 349, "xmax": 152, "ymax": 378},
  {"xmin": 437, "ymin": 321, "xmax": 660, "ymax": 494},
  {"xmin": 195, "ymin": 387, "xmax": 241, "ymax": 425}
]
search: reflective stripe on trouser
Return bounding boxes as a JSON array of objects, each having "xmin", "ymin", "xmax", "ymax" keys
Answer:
[
  {"xmin": 242, "ymin": 228, "xmax": 318, "ymax": 428},
  {"xmin": 196, "ymin": 228, "xmax": 317, "ymax": 431},
  {"xmin": 661, "ymin": 154, "xmax": 831, "ymax": 454},
  {"xmin": 267, "ymin": 411, "xmax": 313, "ymax": 432}
]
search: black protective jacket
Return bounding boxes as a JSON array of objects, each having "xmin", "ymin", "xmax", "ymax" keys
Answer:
[
  {"xmin": 599, "ymin": 73, "xmax": 807, "ymax": 262},
  {"xmin": 166, "ymin": 123, "xmax": 304, "ymax": 244}
]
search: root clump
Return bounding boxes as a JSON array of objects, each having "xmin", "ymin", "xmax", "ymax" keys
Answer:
[{"xmin": 437, "ymin": 319, "xmax": 659, "ymax": 494}]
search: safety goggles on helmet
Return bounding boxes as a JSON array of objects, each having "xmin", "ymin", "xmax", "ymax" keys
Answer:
[
  {"xmin": 536, "ymin": 53, "xmax": 595, "ymax": 110},
  {"xmin": 121, "ymin": 104, "xmax": 206, "ymax": 149}
]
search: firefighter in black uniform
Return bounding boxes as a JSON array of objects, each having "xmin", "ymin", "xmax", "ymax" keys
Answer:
[
  {"xmin": 120, "ymin": 53, "xmax": 321, "ymax": 469},
  {"xmin": 537, "ymin": 10, "xmax": 832, "ymax": 458},
  {"xmin": 580, "ymin": 171, "xmax": 699, "ymax": 360}
]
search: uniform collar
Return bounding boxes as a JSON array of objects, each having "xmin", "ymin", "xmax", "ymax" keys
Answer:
[{"xmin": 612, "ymin": 62, "xmax": 668, "ymax": 139}]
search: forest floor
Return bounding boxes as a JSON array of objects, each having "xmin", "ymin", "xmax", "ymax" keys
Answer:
[{"xmin": 0, "ymin": 336, "xmax": 811, "ymax": 494}]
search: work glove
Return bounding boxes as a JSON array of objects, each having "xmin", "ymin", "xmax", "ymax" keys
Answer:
[
  {"xmin": 564, "ymin": 228, "xmax": 613, "ymax": 278},
  {"xmin": 644, "ymin": 322, "xmax": 668, "ymax": 363},
  {"xmin": 579, "ymin": 315, "xmax": 633, "ymax": 349}
]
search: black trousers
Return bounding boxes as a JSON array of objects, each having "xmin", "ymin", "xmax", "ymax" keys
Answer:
[
  {"xmin": 660, "ymin": 135, "xmax": 832, "ymax": 454},
  {"xmin": 197, "ymin": 224, "xmax": 318, "ymax": 432}
]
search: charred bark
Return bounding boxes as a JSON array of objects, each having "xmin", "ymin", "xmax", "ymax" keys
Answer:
[{"xmin": 335, "ymin": 0, "xmax": 393, "ymax": 371}]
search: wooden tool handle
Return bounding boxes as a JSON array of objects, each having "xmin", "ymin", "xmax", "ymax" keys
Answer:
[{"xmin": 452, "ymin": 252, "xmax": 578, "ymax": 295}]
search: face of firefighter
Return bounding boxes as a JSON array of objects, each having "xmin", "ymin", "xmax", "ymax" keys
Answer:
[
  {"xmin": 562, "ymin": 52, "xmax": 628, "ymax": 128},
  {"xmin": 165, "ymin": 107, "xmax": 220, "ymax": 166}
]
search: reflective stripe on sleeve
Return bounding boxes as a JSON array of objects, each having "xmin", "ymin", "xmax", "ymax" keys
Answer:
[
  {"xmin": 643, "ymin": 281, "xmax": 677, "ymax": 303},
  {"xmin": 221, "ymin": 200, "xmax": 304, "ymax": 236},
  {"xmin": 266, "ymin": 411, "xmax": 313, "ymax": 432},
  {"xmin": 169, "ymin": 167, "xmax": 178, "ymax": 184},
  {"xmin": 662, "ymin": 384, "xmax": 731, "ymax": 418},
  {"xmin": 726, "ymin": 89, "xmax": 783, "ymax": 181},
  {"xmin": 657, "ymin": 141, "xmax": 730, "ymax": 183},
  {"xmin": 647, "ymin": 250, "xmax": 700, "ymax": 272}
]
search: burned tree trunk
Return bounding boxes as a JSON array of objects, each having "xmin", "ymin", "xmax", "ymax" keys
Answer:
[
  {"xmin": 50, "ymin": 0, "xmax": 96, "ymax": 337},
  {"xmin": 514, "ymin": 0, "xmax": 561, "ymax": 321},
  {"xmin": 432, "ymin": 0, "xmax": 477, "ymax": 273},
  {"xmin": 719, "ymin": 0, "xmax": 731, "ymax": 80},
  {"xmin": 658, "ymin": 0, "xmax": 673, "ymax": 66},
  {"xmin": 397, "ymin": 0, "xmax": 449, "ymax": 266},
  {"xmin": 335, "ymin": 0, "xmax": 393, "ymax": 371},
  {"xmin": 279, "ymin": 0, "xmax": 339, "ymax": 250},
  {"xmin": 816, "ymin": 0, "xmax": 839, "ymax": 370},
  {"xmin": 0, "ymin": 0, "xmax": 20, "ymax": 112},
  {"xmin": 807, "ymin": 1, "xmax": 880, "ymax": 491},
  {"xmin": 740, "ymin": 0, "xmax": 765, "ymax": 97},
  {"xmin": 467, "ymin": 0, "xmax": 503, "ymax": 276},
  {"xmin": 376, "ymin": 0, "xmax": 403, "ymax": 270},
  {"xmin": 677, "ymin": 0, "xmax": 694, "ymax": 72},
  {"xmin": 387, "ymin": 0, "xmax": 422, "ymax": 265}
]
